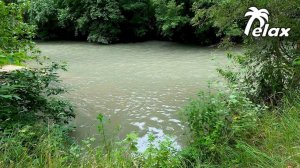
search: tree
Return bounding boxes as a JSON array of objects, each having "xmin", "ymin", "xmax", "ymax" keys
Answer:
[
  {"xmin": 152, "ymin": 0, "xmax": 189, "ymax": 39},
  {"xmin": 29, "ymin": 0, "xmax": 74, "ymax": 40},
  {"xmin": 0, "ymin": 1, "xmax": 36, "ymax": 66},
  {"xmin": 26, "ymin": 0, "xmax": 229, "ymax": 44},
  {"xmin": 213, "ymin": 0, "xmax": 300, "ymax": 104},
  {"xmin": 119, "ymin": 0, "xmax": 155, "ymax": 41},
  {"xmin": 190, "ymin": 0, "xmax": 223, "ymax": 44},
  {"xmin": 72, "ymin": 0, "xmax": 123, "ymax": 44}
]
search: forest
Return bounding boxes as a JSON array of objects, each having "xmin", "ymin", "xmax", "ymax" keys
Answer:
[
  {"xmin": 1, "ymin": 0, "xmax": 300, "ymax": 167},
  {"xmin": 24, "ymin": 0, "xmax": 249, "ymax": 45}
]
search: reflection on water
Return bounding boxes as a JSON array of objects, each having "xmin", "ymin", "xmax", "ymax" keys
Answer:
[{"xmin": 38, "ymin": 41, "xmax": 228, "ymax": 150}]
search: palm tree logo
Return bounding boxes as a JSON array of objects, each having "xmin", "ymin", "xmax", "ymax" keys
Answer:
[{"xmin": 244, "ymin": 7, "xmax": 269, "ymax": 35}]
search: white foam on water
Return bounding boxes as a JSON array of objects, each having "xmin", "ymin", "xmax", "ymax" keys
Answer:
[{"xmin": 136, "ymin": 127, "xmax": 181, "ymax": 153}]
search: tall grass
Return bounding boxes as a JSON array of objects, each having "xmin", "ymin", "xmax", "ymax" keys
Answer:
[
  {"xmin": 233, "ymin": 95, "xmax": 300, "ymax": 167},
  {"xmin": 0, "ymin": 124, "xmax": 183, "ymax": 168}
]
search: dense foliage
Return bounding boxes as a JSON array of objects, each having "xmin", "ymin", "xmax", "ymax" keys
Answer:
[
  {"xmin": 0, "ymin": 1, "xmax": 36, "ymax": 65},
  {"xmin": 182, "ymin": 88, "xmax": 264, "ymax": 164},
  {"xmin": 0, "ymin": 64, "xmax": 74, "ymax": 130},
  {"xmin": 28, "ymin": 0, "xmax": 224, "ymax": 44},
  {"xmin": 0, "ymin": 1, "xmax": 74, "ymax": 132},
  {"xmin": 213, "ymin": 1, "xmax": 300, "ymax": 103}
]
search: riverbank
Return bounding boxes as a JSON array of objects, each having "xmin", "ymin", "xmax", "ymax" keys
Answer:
[{"xmin": 1, "ymin": 89, "xmax": 299, "ymax": 167}]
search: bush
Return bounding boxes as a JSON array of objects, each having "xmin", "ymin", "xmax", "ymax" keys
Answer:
[
  {"xmin": 0, "ymin": 63, "xmax": 74, "ymax": 130},
  {"xmin": 1, "ymin": 1, "xmax": 74, "ymax": 131},
  {"xmin": 182, "ymin": 86, "xmax": 266, "ymax": 164}
]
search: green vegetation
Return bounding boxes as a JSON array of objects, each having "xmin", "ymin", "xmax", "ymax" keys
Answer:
[
  {"xmin": 182, "ymin": 88, "xmax": 264, "ymax": 165},
  {"xmin": 0, "ymin": 122, "xmax": 182, "ymax": 167},
  {"xmin": 214, "ymin": 0, "xmax": 300, "ymax": 104},
  {"xmin": 0, "ymin": 63, "xmax": 74, "ymax": 129},
  {"xmin": 182, "ymin": 90, "xmax": 300, "ymax": 167},
  {"xmin": 1, "ymin": 0, "xmax": 300, "ymax": 167},
  {"xmin": 1, "ymin": 88, "xmax": 300, "ymax": 167},
  {"xmin": 28, "ymin": 0, "xmax": 225, "ymax": 44},
  {"xmin": 0, "ymin": 1, "xmax": 36, "ymax": 65}
]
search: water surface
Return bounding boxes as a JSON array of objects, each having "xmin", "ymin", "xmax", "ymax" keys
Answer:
[{"xmin": 38, "ymin": 41, "xmax": 228, "ymax": 150}]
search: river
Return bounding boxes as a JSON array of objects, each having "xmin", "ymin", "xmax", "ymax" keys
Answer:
[{"xmin": 38, "ymin": 41, "xmax": 228, "ymax": 151}]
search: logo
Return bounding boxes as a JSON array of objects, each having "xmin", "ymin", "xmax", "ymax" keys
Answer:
[{"xmin": 244, "ymin": 7, "xmax": 290, "ymax": 37}]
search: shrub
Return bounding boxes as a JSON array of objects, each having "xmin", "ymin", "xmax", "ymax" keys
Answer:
[
  {"xmin": 0, "ymin": 63, "xmax": 74, "ymax": 130},
  {"xmin": 182, "ymin": 87, "xmax": 266, "ymax": 164}
]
